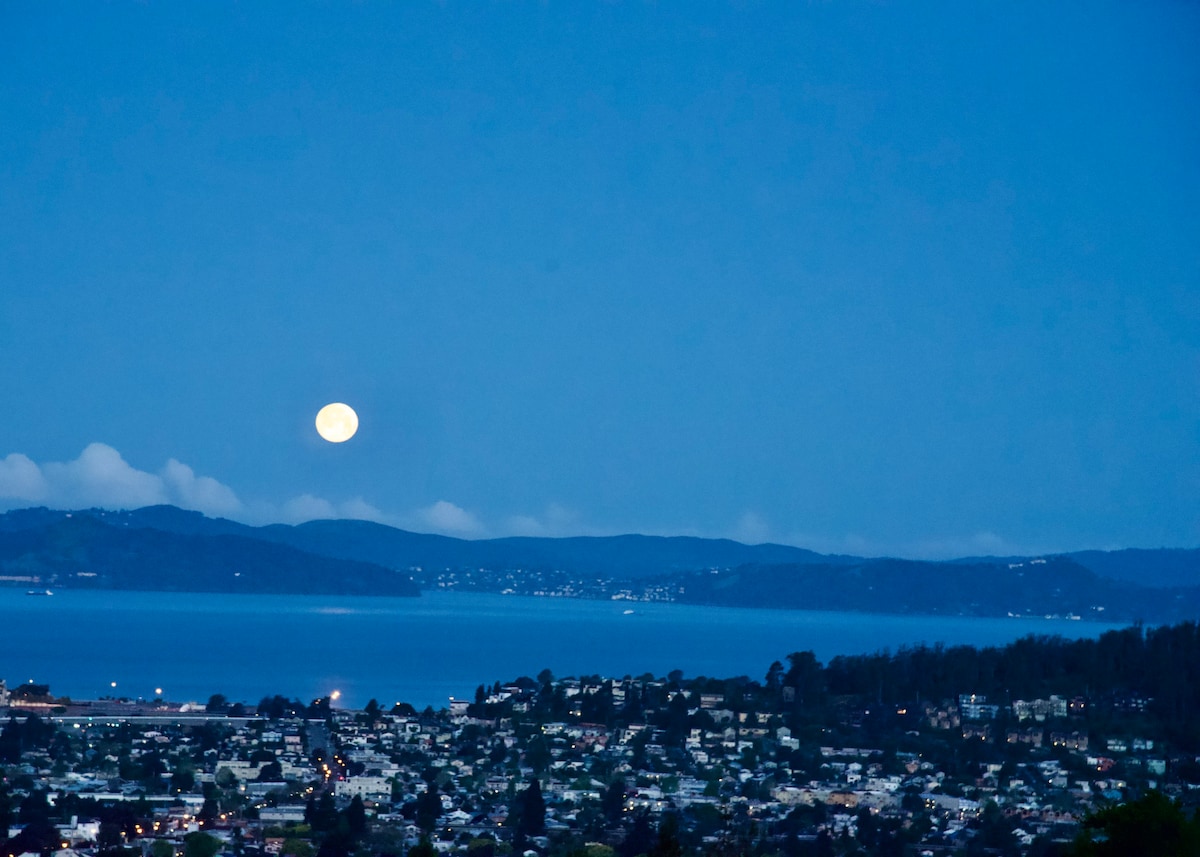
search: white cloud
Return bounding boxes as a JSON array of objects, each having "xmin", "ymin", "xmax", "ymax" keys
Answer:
[
  {"xmin": 416, "ymin": 500, "xmax": 484, "ymax": 536},
  {"xmin": 162, "ymin": 459, "xmax": 242, "ymax": 517},
  {"xmin": 42, "ymin": 443, "xmax": 168, "ymax": 509},
  {"xmin": 0, "ymin": 445, "xmax": 1044, "ymax": 558},
  {"xmin": 0, "ymin": 444, "xmax": 493, "ymax": 537},
  {"xmin": 337, "ymin": 497, "xmax": 390, "ymax": 524},
  {"xmin": 0, "ymin": 453, "xmax": 50, "ymax": 502},
  {"xmin": 281, "ymin": 493, "xmax": 337, "ymax": 523},
  {"xmin": 0, "ymin": 443, "xmax": 242, "ymax": 519}
]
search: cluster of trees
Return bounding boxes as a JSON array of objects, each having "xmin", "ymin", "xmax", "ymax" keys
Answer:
[
  {"xmin": 301, "ymin": 793, "xmax": 368, "ymax": 857},
  {"xmin": 0, "ymin": 786, "xmax": 159, "ymax": 857},
  {"xmin": 1069, "ymin": 791, "xmax": 1200, "ymax": 856},
  {"xmin": 0, "ymin": 713, "xmax": 63, "ymax": 764},
  {"xmin": 812, "ymin": 621, "xmax": 1200, "ymax": 748},
  {"xmin": 253, "ymin": 695, "xmax": 343, "ymax": 721},
  {"xmin": 464, "ymin": 623, "xmax": 1200, "ymax": 755}
]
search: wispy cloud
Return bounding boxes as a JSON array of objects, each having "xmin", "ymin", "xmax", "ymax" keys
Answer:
[
  {"xmin": 774, "ymin": 529, "xmax": 1049, "ymax": 561},
  {"xmin": 732, "ymin": 510, "xmax": 771, "ymax": 545},
  {"xmin": 502, "ymin": 503, "xmax": 584, "ymax": 538}
]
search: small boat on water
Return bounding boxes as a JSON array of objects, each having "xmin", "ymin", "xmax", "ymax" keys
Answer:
[{"xmin": 25, "ymin": 589, "xmax": 53, "ymax": 596}]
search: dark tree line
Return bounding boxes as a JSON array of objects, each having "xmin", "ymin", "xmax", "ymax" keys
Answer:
[
  {"xmin": 807, "ymin": 621, "xmax": 1200, "ymax": 748},
  {"xmin": 465, "ymin": 622, "xmax": 1200, "ymax": 758}
]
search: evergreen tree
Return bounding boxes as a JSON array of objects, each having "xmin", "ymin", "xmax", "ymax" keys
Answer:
[
  {"xmin": 344, "ymin": 795, "xmax": 368, "ymax": 838},
  {"xmin": 651, "ymin": 814, "xmax": 682, "ymax": 857},
  {"xmin": 415, "ymin": 783, "xmax": 441, "ymax": 834},
  {"xmin": 602, "ymin": 782, "xmax": 626, "ymax": 826}
]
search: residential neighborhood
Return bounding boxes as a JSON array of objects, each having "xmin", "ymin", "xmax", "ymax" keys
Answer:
[{"xmin": 3, "ymin": 630, "xmax": 1200, "ymax": 857}]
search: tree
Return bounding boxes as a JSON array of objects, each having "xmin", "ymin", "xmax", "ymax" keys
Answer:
[
  {"xmin": 972, "ymin": 799, "xmax": 1019, "ymax": 857},
  {"xmin": 0, "ymin": 784, "xmax": 13, "ymax": 837},
  {"xmin": 281, "ymin": 839, "xmax": 314, "ymax": 857},
  {"xmin": 205, "ymin": 694, "xmax": 228, "ymax": 714},
  {"xmin": 415, "ymin": 784, "xmax": 441, "ymax": 834},
  {"xmin": 18, "ymin": 790, "xmax": 52, "ymax": 825},
  {"xmin": 307, "ymin": 793, "xmax": 338, "ymax": 834},
  {"xmin": 765, "ymin": 661, "xmax": 785, "ymax": 694},
  {"xmin": 1069, "ymin": 791, "xmax": 1200, "ymax": 856},
  {"xmin": 510, "ymin": 780, "xmax": 546, "ymax": 840},
  {"xmin": 6, "ymin": 818, "xmax": 61, "ymax": 857},
  {"xmin": 785, "ymin": 651, "xmax": 824, "ymax": 714},
  {"xmin": 524, "ymin": 735, "xmax": 552, "ymax": 776},
  {"xmin": 467, "ymin": 838, "xmax": 496, "ymax": 857},
  {"xmin": 0, "ymin": 718, "xmax": 23, "ymax": 765},
  {"xmin": 198, "ymin": 797, "xmax": 219, "ymax": 827},
  {"xmin": 344, "ymin": 795, "xmax": 368, "ymax": 838},
  {"xmin": 173, "ymin": 761, "xmax": 196, "ymax": 793},
  {"xmin": 651, "ymin": 813, "xmax": 682, "ymax": 857},
  {"xmin": 662, "ymin": 692, "xmax": 690, "ymax": 747},
  {"xmin": 151, "ymin": 840, "xmax": 177, "ymax": 857},
  {"xmin": 602, "ymin": 781, "xmax": 626, "ymax": 826},
  {"xmin": 184, "ymin": 832, "xmax": 222, "ymax": 857},
  {"xmin": 97, "ymin": 820, "xmax": 124, "ymax": 851},
  {"xmin": 620, "ymin": 809, "xmax": 655, "ymax": 857}
]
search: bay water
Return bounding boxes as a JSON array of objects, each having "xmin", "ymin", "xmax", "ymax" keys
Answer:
[{"xmin": 0, "ymin": 589, "xmax": 1126, "ymax": 709}]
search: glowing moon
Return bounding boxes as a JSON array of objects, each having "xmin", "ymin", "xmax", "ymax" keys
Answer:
[{"xmin": 315, "ymin": 402, "xmax": 359, "ymax": 443}]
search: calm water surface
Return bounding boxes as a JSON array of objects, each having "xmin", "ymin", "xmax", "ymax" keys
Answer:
[{"xmin": 0, "ymin": 589, "xmax": 1126, "ymax": 709}]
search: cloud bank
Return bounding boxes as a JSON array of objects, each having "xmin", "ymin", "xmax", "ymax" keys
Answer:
[
  {"xmin": 0, "ymin": 444, "xmax": 1039, "ymax": 557},
  {"xmin": 0, "ymin": 444, "xmax": 483, "ymax": 537}
]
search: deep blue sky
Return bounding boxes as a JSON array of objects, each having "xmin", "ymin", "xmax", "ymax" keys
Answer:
[{"xmin": 2, "ymin": 4, "xmax": 1197, "ymax": 557}]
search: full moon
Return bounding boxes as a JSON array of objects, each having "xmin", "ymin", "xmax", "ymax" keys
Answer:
[{"xmin": 315, "ymin": 402, "xmax": 359, "ymax": 443}]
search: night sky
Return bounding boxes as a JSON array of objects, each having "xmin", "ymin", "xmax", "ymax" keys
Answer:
[{"xmin": 2, "ymin": 4, "xmax": 1197, "ymax": 558}]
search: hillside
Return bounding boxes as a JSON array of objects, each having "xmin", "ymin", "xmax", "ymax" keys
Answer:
[
  {"xmin": 30, "ymin": 505, "xmax": 853, "ymax": 577},
  {"xmin": 0, "ymin": 506, "xmax": 1196, "ymax": 620},
  {"xmin": 0, "ymin": 512, "xmax": 418, "ymax": 596},
  {"xmin": 657, "ymin": 557, "xmax": 1200, "ymax": 623}
]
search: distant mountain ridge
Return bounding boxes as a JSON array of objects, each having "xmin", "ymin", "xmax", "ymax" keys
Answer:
[
  {"xmin": 0, "ymin": 505, "xmax": 852, "ymax": 577},
  {"xmin": 0, "ymin": 509, "xmax": 417, "ymax": 596},
  {"xmin": 0, "ymin": 506, "xmax": 1197, "ymax": 618},
  {"xmin": 655, "ymin": 557, "xmax": 1200, "ymax": 623}
]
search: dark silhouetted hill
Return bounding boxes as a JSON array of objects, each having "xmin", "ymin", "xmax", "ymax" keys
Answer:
[
  {"xmin": 0, "ymin": 506, "xmax": 1196, "ymax": 619},
  {"xmin": 0, "ymin": 510, "xmax": 417, "ymax": 596},
  {"xmin": 42, "ymin": 505, "xmax": 853, "ymax": 577},
  {"xmin": 658, "ymin": 557, "xmax": 1200, "ymax": 623}
]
